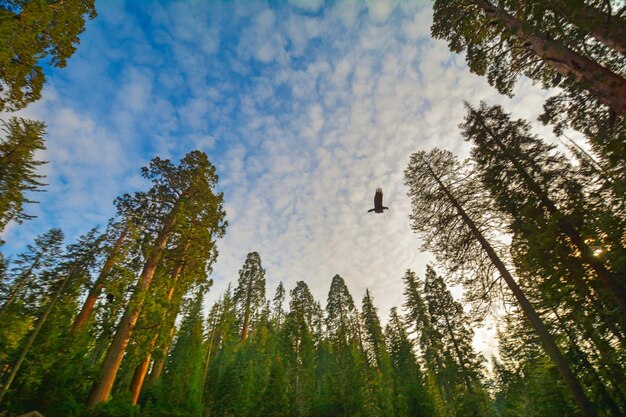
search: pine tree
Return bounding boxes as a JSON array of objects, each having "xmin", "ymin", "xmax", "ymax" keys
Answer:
[
  {"xmin": 0, "ymin": 228, "xmax": 103, "ymax": 408},
  {"xmin": 385, "ymin": 307, "xmax": 436, "ymax": 417},
  {"xmin": 360, "ymin": 289, "xmax": 394, "ymax": 416},
  {"xmin": 87, "ymin": 150, "xmax": 226, "ymax": 407},
  {"xmin": 431, "ymin": 0, "xmax": 626, "ymax": 169},
  {"xmin": 494, "ymin": 312, "xmax": 579, "ymax": 417},
  {"xmin": 461, "ymin": 102, "xmax": 626, "ymax": 322},
  {"xmin": 154, "ymin": 292, "xmax": 206, "ymax": 417},
  {"xmin": 0, "ymin": 117, "xmax": 46, "ymax": 234},
  {"xmin": 0, "ymin": 0, "xmax": 97, "ymax": 111},
  {"xmin": 423, "ymin": 266, "xmax": 488, "ymax": 417},
  {"xmin": 324, "ymin": 274, "xmax": 363, "ymax": 415},
  {"xmin": 284, "ymin": 281, "xmax": 317, "ymax": 416},
  {"xmin": 257, "ymin": 355, "xmax": 289, "ymax": 417},
  {"xmin": 431, "ymin": 0, "xmax": 626, "ymax": 115},
  {"xmin": 0, "ymin": 228, "xmax": 63, "ymax": 325},
  {"xmin": 271, "ymin": 281, "xmax": 286, "ymax": 327},
  {"xmin": 233, "ymin": 252, "xmax": 266, "ymax": 342},
  {"xmin": 71, "ymin": 218, "xmax": 135, "ymax": 333},
  {"xmin": 404, "ymin": 148, "xmax": 597, "ymax": 417}
]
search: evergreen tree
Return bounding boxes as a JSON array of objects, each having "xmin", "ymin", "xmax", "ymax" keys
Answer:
[
  {"xmin": 71, "ymin": 218, "xmax": 135, "ymax": 333},
  {"xmin": 284, "ymin": 281, "xmax": 317, "ymax": 416},
  {"xmin": 423, "ymin": 266, "xmax": 488, "ymax": 417},
  {"xmin": 431, "ymin": 0, "xmax": 626, "ymax": 168},
  {"xmin": 0, "ymin": 227, "xmax": 63, "ymax": 322},
  {"xmin": 404, "ymin": 148, "xmax": 597, "ymax": 417},
  {"xmin": 0, "ymin": 228, "xmax": 103, "ymax": 409},
  {"xmin": 360, "ymin": 289, "xmax": 394, "ymax": 416},
  {"xmin": 153, "ymin": 292, "xmax": 206, "ymax": 417},
  {"xmin": 87, "ymin": 150, "xmax": 226, "ymax": 407},
  {"xmin": 461, "ymin": 102, "xmax": 626, "ymax": 317},
  {"xmin": 494, "ymin": 312, "xmax": 579, "ymax": 417},
  {"xmin": 385, "ymin": 307, "xmax": 436, "ymax": 417},
  {"xmin": 257, "ymin": 355, "xmax": 289, "ymax": 417},
  {"xmin": 233, "ymin": 252, "xmax": 266, "ymax": 342},
  {"xmin": 0, "ymin": 0, "xmax": 97, "ymax": 111},
  {"xmin": 325, "ymin": 274, "xmax": 356, "ymax": 345},
  {"xmin": 0, "ymin": 117, "xmax": 46, "ymax": 234},
  {"xmin": 431, "ymin": 0, "xmax": 626, "ymax": 115},
  {"xmin": 324, "ymin": 274, "xmax": 363, "ymax": 416},
  {"xmin": 271, "ymin": 281, "xmax": 286, "ymax": 327}
]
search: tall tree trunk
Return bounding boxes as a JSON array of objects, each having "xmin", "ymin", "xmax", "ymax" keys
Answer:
[
  {"xmin": 472, "ymin": 112, "xmax": 626, "ymax": 315},
  {"xmin": 0, "ymin": 272, "xmax": 71, "ymax": 403},
  {"xmin": 543, "ymin": 0, "xmax": 626, "ymax": 54},
  {"xmin": 86, "ymin": 210, "xmax": 177, "ymax": 408},
  {"xmin": 147, "ymin": 332, "xmax": 172, "ymax": 384},
  {"xmin": 440, "ymin": 310, "xmax": 475, "ymax": 396},
  {"xmin": 422, "ymin": 158, "xmax": 598, "ymax": 417},
  {"xmin": 129, "ymin": 257, "xmax": 185, "ymax": 404},
  {"xmin": 475, "ymin": 0, "xmax": 626, "ymax": 115},
  {"xmin": 71, "ymin": 223, "xmax": 130, "ymax": 333},
  {"xmin": 0, "ymin": 258, "xmax": 40, "ymax": 318}
]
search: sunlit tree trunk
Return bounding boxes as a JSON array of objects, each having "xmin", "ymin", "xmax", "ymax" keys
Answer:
[
  {"xmin": 71, "ymin": 223, "xmax": 130, "ymax": 333},
  {"xmin": 129, "ymin": 256, "xmax": 185, "ymax": 404},
  {"xmin": 86, "ymin": 210, "xmax": 177, "ymax": 407}
]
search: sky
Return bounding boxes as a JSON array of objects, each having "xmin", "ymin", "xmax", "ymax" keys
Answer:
[{"xmin": 2, "ymin": 0, "xmax": 559, "ymax": 359}]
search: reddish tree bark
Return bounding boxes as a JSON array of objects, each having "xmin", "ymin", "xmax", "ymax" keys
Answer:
[
  {"xmin": 71, "ymin": 223, "xmax": 130, "ymax": 333},
  {"xmin": 86, "ymin": 211, "xmax": 177, "ymax": 407},
  {"xmin": 129, "ymin": 258, "xmax": 185, "ymax": 404}
]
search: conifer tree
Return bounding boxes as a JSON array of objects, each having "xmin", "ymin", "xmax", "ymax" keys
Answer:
[
  {"xmin": 272, "ymin": 281, "xmax": 286, "ymax": 327},
  {"xmin": 284, "ymin": 280, "xmax": 316, "ymax": 416},
  {"xmin": 360, "ymin": 289, "xmax": 394, "ymax": 416},
  {"xmin": 0, "ymin": 228, "xmax": 103, "ymax": 407},
  {"xmin": 431, "ymin": 0, "xmax": 626, "ymax": 116},
  {"xmin": 494, "ymin": 312, "xmax": 579, "ymax": 417},
  {"xmin": 87, "ymin": 150, "xmax": 226, "ymax": 407},
  {"xmin": 257, "ymin": 355, "xmax": 289, "ymax": 417},
  {"xmin": 0, "ymin": 117, "xmax": 46, "ymax": 234},
  {"xmin": 461, "ymin": 102, "xmax": 626, "ymax": 319},
  {"xmin": 385, "ymin": 307, "xmax": 436, "ymax": 417},
  {"xmin": 0, "ymin": 228, "xmax": 63, "ymax": 323},
  {"xmin": 0, "ymin": 0, "xmax": 97, "ymax": 111},
  {"xmin": 71, "ymin": 218, "xmax": 135, "ymax": 333},
  {"xmin": 233, "ymin": 252, "xmax": 266, "ymax": 342},
  {"xmin": 324, "ymin": 274, "xmax": 363, "ymax": 415},
  {"xmin": 404, "ymin": 148, "xmax": 597, "ymax": 417},
  {"xmin": 154, "ymin": 292, "xmax": 206, "ymax": 417},
  {"xmin": 423, "ymin": 266, "xmax": 488, "ymax": 416},
  {"xmin": 325, "ymin": 274, "xmax": 356, "ymax": 346}
]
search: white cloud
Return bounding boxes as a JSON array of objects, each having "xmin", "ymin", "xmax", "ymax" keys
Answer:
[{"xmin": 1, "ymin": 0, "xmax": 562, "ymax": 362}]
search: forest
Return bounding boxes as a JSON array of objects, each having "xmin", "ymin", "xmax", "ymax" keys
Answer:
[{"xmin": 0, "ymin": 1, "xmax": 625, "ymax": 416}]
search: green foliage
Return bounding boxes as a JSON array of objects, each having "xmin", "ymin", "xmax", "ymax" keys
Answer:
[
  {"xmin": 149, "ymin": 293, "xmax": 206, "ymax": 417},
  {"xmin": 233, "ymin": 252, "xmax": 266, "ymax": 341},
  {"xmin": 0, "ymin": 0, "xmax": 97, "ymax": 111},
  {"xmin": 0, "ymin": 117, "xmax": 46, "ymax": 233},
  {"xmin": 432, "ymin": 0, "xmax": 626, "ymax": 179}
]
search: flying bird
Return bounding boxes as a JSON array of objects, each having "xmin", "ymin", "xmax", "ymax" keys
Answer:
[{"xmin": 368, "ymin": 188, "xmax": 389, "ymax": 213}]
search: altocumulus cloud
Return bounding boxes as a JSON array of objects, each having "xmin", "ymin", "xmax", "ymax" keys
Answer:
[{"xmin": 3, "ymin": 0, "xmax": 558, "ymax": 360}]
